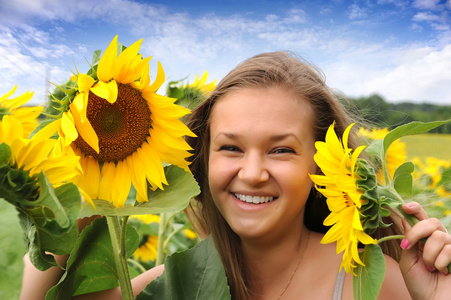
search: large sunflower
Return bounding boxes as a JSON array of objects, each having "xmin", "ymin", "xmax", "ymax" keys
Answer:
[
  {"xmin": 0, "ymin": 85, "xmax": 43, "ymax": 138},
  {"xmin": 0, "ymin": 115, "xmax": 81, "ymax": 193},
  {"xmin": 310, "ymin": 123, "xmax": 377, "ymax": 275},
  {"xmin": 35, "ymin": 36, "xmax": 195, "ymax": 207}
]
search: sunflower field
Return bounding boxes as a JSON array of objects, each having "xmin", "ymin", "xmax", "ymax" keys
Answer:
[{"xmin": 1, "ymin": 36, "xmax": 450, "ymax": 300}]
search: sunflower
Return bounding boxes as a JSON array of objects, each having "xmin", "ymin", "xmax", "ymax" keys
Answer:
[
  {"xmin": 188, "ymin": 71, "xmax": 217, "ymax": 94},
  {"xmin": 0, "ymin": 115, "xmax": 81, "ymax": 196},
  {"xmin": 0, "ymin": 85, "xmax": 43, "ymax": 138},
  {"xmin": 130, "ymin": 214, "xmax": 160, "ymax": 262},
  {"xmin": 35, "ymin": 36, "xmax": 195, "ymax": 207},
  {"xmin": 358, "ymin": 127, "xmax": 407, "ymax": 184},
  {"xmin": 310, "ymin": 123, "xmax": 377, "ymax": 275}
]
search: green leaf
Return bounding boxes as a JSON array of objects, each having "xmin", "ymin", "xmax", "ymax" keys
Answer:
[
  {"xmin": 19, "ymin": 176, "xmax": 82, "ymax": 270},
  {"xmin": 392, "ymin": 162, "xmax": 415, "ymax": 196},
  {"xmin": 92, "ymin": 49, "xmax": 102, "ymax": 66},
  {"xmin": 438, "ymin": 167, "xmax": 451, "ymax": 187},
  {"xmin": 353, "ymin": 244, "xmax": 386, "ymax": 300},
  {"xmin": 0, "ymin": 143, "xmax": 11, "ymax": 165},
  {"xmin": 79, "ymin": 165, "xmax": 200, "ymax": 217},
  {"xmin": 0, "ymin": 201, "xmax": 27, "ymax": 300},
  {"xmin": 136, "ymin": 236, "xmax": 231, "ymax": 300},
  {"xmin": 366, "ymin": 120, "xmax": 451, "ymax": 163},
  {"xmin": 46, "ymin": 217, "xmax": 139, "ymax": 299}
]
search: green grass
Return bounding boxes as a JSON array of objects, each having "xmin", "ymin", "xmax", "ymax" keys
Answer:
[{"xmin": 401, "ymin": 134, "xmax": 451, "ymax": 161}]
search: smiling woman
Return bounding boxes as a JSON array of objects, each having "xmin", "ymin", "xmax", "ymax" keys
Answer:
[{"xmin": 208, "ymin": 86, "xmax": 317, "ymax": 243}]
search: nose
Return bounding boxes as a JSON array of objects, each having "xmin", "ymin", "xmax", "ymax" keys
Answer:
[{"xmin": 238, "ymin": 151, "xmax": 270, "ymax": 185}]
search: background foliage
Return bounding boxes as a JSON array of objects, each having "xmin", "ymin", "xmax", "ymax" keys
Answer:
[{"xmin": 344, "ymin": 94, "xmax": 451, "ymax": 133}]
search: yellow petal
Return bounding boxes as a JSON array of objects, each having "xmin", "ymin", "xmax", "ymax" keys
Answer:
[
  {"xmin": 115, "ymin": 39, "xmax": 143, "ymax": 82},
  {"xmin": 98, "ymin": 161, "xmax": 115, "ymax": 201},
  {"xmin": 0, "ymin": 85, "xmax": 17, "ymax": 102},
  {"xmin": 138, "ymin": 141, "xmax": 166, "ymax": 189},
  {"xmin": 0, "ymin": 115, "xmax": 23, "ymax": 144},
  {"xmin": 77, "ymin": 74, "xmax": 96, "ymax": 95},
  {"xmin": 125, "ymin": 151, "xmax": 148, "ymax": 203},
  {"xmin": 90, "ymin": 80, "xmax": 118, "ymax": 104},
  {"xmin": 70, "ymin": 103, "xmax": 99, "ymax": 153},
  {"xmin": 31, "ymin": 156, "xmax": 81, "ymax": 183},
  {"xmin": 147, "ymin": 61, "xmax": 165, "ymax": 93},
  {"xmin": 19, "ymin": 138, "xmax": 57, "ymax": 171},
  {"xmin": 77, "ymin": 156, "xmax": 100, "ymax": 200},
  {"xmin": 111, "ymin": 160, "xmax": 131, "ymax": 207},
  {"xmin": 97, "ymin": 35, "xmax": 118, "ymax": 82},
  {"xmin": 60, "ymin": 112, "xmax": 78, "ymax": 146}
]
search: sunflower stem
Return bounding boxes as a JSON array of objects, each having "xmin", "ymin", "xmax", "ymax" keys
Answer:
[
  {"xmin": 155, "ymin": 212, "xmax": 168, "ymax": 266},
  {"xmin": 106, "ymin": 216, "xmax": 134, "ymax": 300},
  {"xmin": 377, "ymin": 234, "xmax": 405, "ymax": 244}
]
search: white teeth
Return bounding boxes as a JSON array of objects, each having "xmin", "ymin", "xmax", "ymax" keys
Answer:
[{"xmin": 234, "ymin": 193, "xmax": 274, "ymax": 204}]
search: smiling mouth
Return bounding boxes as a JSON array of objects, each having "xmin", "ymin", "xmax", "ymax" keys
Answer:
[{"xmin": 234, "ymin": 193, "xmax": 276, "ymax": 204}]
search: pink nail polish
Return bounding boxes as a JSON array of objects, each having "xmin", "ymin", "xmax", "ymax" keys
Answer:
[
  {"xmin": 407, "ymin": 203, "xmax": 414, "ymax": 208},
  {"xmin": 400, "ymin": 238, "xmax": 409, "ymax": 249},
  {"xmin": 426, "ymin": 265, "xmax": 434, "ymax": 272}
]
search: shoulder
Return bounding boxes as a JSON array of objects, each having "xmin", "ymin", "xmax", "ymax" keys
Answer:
[
  {"xmin": 378, "ymin": 254, "xmax": 410, "ymax": 299},
  {"xmin": 131, "ymin": 264, "xmax": 165, "ymax": 297}
]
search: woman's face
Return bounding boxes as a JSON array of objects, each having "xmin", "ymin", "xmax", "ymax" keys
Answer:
[{"xmin": 208, "ymin": 86, "xmax": 318, "ymax": 244}]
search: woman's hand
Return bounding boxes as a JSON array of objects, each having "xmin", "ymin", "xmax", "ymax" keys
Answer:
[{"xmin": 399, "ymin": 201, "xmax": 451, "ymax": 300}]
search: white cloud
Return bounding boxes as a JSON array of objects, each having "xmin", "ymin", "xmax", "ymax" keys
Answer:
[
  {"xmin": 347, "ymin": 4, "xmax": 369, "ymax": 20},
  {"xmin": 327, "ymin": 44, "xmax": 451, "ymax": 104},
  {"xmin": 413, "ymin": 11, "xmax": 441, "ymax": 22},
  {"xmin": 413, "ymin": 0, "xmax": 441, "ymax": 10}
]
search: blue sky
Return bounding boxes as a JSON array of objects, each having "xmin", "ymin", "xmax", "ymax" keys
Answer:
[{"xmin": 0, "ymin": 0, "xmax": 450, "ymax": 106}]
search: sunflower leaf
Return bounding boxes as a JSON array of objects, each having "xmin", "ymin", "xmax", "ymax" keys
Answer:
[
  {"xmin": 353, "ymin": 244, "xmax": 386, "ymax": 300},
  {"xmin": 0, "ymin": 201, "xmax": 27, "ymax": 300},
  {"xmin": 46, "ymin": 217, "xmax": 139, "ymax": 299},
  {"xmin": 392, "ymin": 162, "xmax": 414, "ymax": 196},
  {"xmin": 0, "ymin": 143, "xmax": 11, "ymax": 165},
  {"xmin": 366, "ymin": 120, "xmax": 451, "ymax": 167},
  {"xmin": 92, "ymin": 49, "xmax": 102, "ymax": 66},
  {"xmin": 79, "ymin": 165, "xmax": 200, "ymax": 217},
  {"xmin": 18, "ymin": 175, "xmax": 82, "ymax": 270},
  {"xmin": 136, "ymin": 236, "xmax": 231, "ymax": 300}
]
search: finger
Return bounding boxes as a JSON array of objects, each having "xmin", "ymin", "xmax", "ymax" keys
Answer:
[
  {"xmin": 422, "ymin": 230, "xmax": 451, "ymax": 271},
  {"xmin": 402, "ymin": 218, "xmax": 447, "ymax": 250},
  {"xmin": 402, "ymin": 202, "xmax": 428, "ymax": 221},
  {"xmin": 434, "ymin": 244, "xmax": 451, "ymax": 275}
]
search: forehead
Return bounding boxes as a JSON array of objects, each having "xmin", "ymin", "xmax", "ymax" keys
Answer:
[{"xmin": 209, "ymin": 86, "xmax": 314, "ymax": 139}]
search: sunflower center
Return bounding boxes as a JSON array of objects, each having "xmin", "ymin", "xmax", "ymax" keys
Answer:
[{"xmin": 73, "ymin": 82, "xmax": 152, "ymax": 162}]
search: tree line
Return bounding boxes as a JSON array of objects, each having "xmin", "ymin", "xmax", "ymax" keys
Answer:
[{"xmin": 341, "ymin": 94, "xmax": 451, "ymax": 134}]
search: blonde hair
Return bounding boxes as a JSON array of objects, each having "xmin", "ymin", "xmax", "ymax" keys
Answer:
[{"xmin": 185, "ymin": 52, "xmax": 402, "ymax": 299}]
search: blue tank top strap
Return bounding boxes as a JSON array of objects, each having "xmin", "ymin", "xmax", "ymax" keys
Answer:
[{"xmin": 332, "ymin": 268, "xmax": 346, "ymax": 300}]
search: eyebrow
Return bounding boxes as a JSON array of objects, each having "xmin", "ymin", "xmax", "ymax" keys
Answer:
[{"xmin": 214, "ymin": 132, "xmax": 303, "ymax": 144}]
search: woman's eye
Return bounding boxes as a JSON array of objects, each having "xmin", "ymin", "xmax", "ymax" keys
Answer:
[
  {"xmin": 219, "ymin": 145, "xmax": 241, "ymax": 152},
  {"xmin": 272, "ymin": 148, "xmax": 296, "ymax": 154}
]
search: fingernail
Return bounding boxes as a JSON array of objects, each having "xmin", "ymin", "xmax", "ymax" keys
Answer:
[
  {"xmin": 441, "ymin": 271, "xmax": 448, "ymax": 275},
  {"xmin": 407, "ymin": 203, "xmax": 414, "ymax": 208},
  {"xmin": 426, "ymin": 265, "xmax": 435, "ymax": 272},
  {"xmin": 400, "ymin": 238, "xmax": 410, "ymax": 249}
]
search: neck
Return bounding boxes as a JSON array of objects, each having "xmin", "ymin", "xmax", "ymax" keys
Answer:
[{"xmin": 242, "ymin": 227, "xmax": 311, "ymax": 299}]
